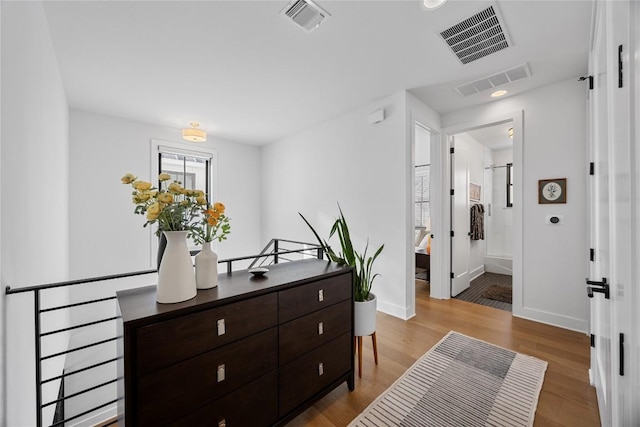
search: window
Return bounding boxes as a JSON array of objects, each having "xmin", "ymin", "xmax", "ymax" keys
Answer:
[
  {"xmin": 506, "ymin": 163, "xmax": 513, "ymax": 207},
  {"xmin": 415, "ymin": 164, "xmax": 430, "ymax": 229},
  {"xmin": 151, "ymin": 140, "xmax": 217, "ymax": 257},
  {"xmin": 158, "ymin": 151, "xmax": 210, "ymax": 199}
]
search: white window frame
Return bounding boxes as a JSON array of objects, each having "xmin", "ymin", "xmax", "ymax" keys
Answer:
[{"xmin": 150, "ymin": 139, "xmax": 218, "ymax": 266}]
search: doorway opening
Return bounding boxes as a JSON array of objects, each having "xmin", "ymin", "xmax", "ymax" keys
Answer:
[
  {"xmin": 414, "ymin": 122, "xmax": 432, "ymax": 296},
  {"xmin": 449, "ymin": 121, "xmax": 514, "ymax": 312}
]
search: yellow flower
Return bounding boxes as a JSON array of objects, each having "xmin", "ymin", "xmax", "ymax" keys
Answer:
[
  {"xmin": 213, "ymin": 202, "xmax": 225, "ymax": 213},
  {"xmin": 207, "ymin": 216, "xmax": 218, "ymax": 226},
  {"xmin": 193, "ymin": 190, "xmax": 205, "ymax": 198},
  {"xmin": 168, "ymin": 182, "xmax": 183, "ymax": 194},
  {"xmin": 137, "ymin": 192, "xmax": 151, "ymax": 202},
  {"xmin": 181, "ymin": 200, "xmax": 189, "ymax": 206},
  {"xmin": 158, "ymin": 173, "xmax": 171, "ymax": 182},
  {"xmin": 121, "ymin": 173, "xmax": 137, "ymax": 184},
  {"xmin": 147, "ymin": 203, "xmax": 162, "ymax": 215},
  {"xmin": 133, "ymin": 181, "xmax": 152, "ymax": 191},
  {"xmin": 148, "ymin": 190, "xmax": 158, "ymax": 197},
  {"xmin": 146, "ymin": 211, "xmax": 159, "ymax": 221},
  {"xmin": 157, "ymin": 193, "xmax": 174, "ymax": 204},
  {"xmin": 196, "ymin": 196, "xmax": 207, "ymax": 205}
]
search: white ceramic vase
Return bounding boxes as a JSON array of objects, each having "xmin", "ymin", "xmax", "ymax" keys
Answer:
[
  {"xmin": 195, "ymin": 241, "xmax": 219, "ymax": 289},
  {"xmin": 354, "ymin": 293, "xmax": 377, "ymax": 337},
  {"xmin": 156, "ymin": 231, "xmax": 197, "ymax": 304}
]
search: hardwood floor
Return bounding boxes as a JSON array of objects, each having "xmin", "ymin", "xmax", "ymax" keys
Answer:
[{"xmin": 286, "ymin": 281, "xmax": 600, "ymax": 427}]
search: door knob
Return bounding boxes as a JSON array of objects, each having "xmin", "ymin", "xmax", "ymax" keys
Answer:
[{"xmin": 586, "ymin": 277, "xmax": 609, "ymax": 299}]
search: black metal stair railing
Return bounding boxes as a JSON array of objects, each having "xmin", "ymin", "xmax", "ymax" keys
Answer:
[{"xmin": 5, "ymin": 238, "xmax": 323, "ymax": 427}]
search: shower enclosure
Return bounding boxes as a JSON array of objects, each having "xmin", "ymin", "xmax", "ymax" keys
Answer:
[{"xmin": 484, "ymin": 160, "xmax": 513, "ymax": 275}]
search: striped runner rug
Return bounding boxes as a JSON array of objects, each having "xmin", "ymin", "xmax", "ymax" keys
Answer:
[{"xmin": 349, "ymin": 331, "xmax": 547, "ymax": 427}]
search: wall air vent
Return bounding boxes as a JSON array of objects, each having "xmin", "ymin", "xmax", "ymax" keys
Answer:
[
  {"xmin": 281, "ymin": 0, "xmax": 330, "ymax": 32},
  {"xmin": 455, "ymin": 63, "xmax": 532, "ymax": 97},
  {"xmin": 440, "ymin": 5, "xmax": 511, "ymax": 64}
]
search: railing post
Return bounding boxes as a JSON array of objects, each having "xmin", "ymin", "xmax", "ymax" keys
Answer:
[
  {"xmin": 34, "ymin": 289, "xmax": 42, "ymax": 427},
  {"xmin": 274, "ymin": 240, "xmax": 279, "ymax": 264}
]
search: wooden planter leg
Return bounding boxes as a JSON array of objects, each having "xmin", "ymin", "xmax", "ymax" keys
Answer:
[
  {"xmin": 372, "ymin": 332, "xmax": 378, "ymax": 365},
  {"xmin": 357, "ymin": 336, "xmax": 363, "ymax": 378}
]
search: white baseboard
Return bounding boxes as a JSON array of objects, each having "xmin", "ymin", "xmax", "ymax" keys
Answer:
[
  {"xmin": 589, "ymin": 368, "xmax": 594, "ymax": 386},
  {"xmin": 513, "ymin": 306, "xmax": 588, "ymax": 333},
  {"xmin": 68, "ymin": 406, "xmax": 116, "ymax": 427},
  {"xmin": 377, "ymin": 299, "xmax": 413, "ymax": 320},
  {"xmin": 469, "ymin": 265, "xmax": 485, "ymax": 281}
]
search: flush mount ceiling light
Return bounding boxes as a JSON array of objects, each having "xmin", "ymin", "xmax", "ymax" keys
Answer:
[
  {"xmin": 491, "ymin": 89, "xmax": 508, "ymax": 98},
  {"xmin": 182, "ymin": 122, "xmax": 206, "ymax": 143},
  {"xmin": 423, "ymin": 0, "xmax": 447, "ymax": 10}
]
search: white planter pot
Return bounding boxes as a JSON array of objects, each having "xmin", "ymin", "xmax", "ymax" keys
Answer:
[
  {"xmin": 354, "ymin": 293, "xmax": 377, "ymax": 337},
  {"xmin": 156, "ymin": 231, "xmax": 197, "ymax": 304},
  {"xmin": 195, "ymin": 241, "xmax": 219, "ymax": 289}
]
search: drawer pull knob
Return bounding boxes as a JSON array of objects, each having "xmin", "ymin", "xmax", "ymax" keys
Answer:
[
  {"xmin": 217, "ymin": 364, "xmax": 226, "ymax": 382},
  {"xmin": 318, "ymin": 289, "xmax": 324, "ymax": 302},
  {"xmin": 218, "ymin": 420, "xmax": 226, "ymax": 427},
  {"xmin": 318, "ymin": 322, "xmax": 324, "ymax": 335},
  {"xmin": 318, "ymin": 362, "xmax": 324, "ymax": 376},
  {"xmin": 217, "ymin": 319, "xmax": 226, "ymax": 336}
]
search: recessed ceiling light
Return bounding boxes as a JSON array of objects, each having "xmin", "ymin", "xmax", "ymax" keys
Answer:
[
  {"xmin": 491, "ymin": 89, "xmax": 508, "ymax": 98},
  {"xmin": 423, "ymin": 0, "xmax": 447, "ymax": 10}
]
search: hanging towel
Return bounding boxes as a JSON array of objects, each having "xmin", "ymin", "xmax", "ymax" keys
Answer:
[{"xmin": 470, "ymin": 203, "xmax": 485, "ymax": 240}]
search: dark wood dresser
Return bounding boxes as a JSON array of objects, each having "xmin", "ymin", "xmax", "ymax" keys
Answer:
[{"xmin": 116, "ymin": 259, "xmax": 354, "ymax": 426}]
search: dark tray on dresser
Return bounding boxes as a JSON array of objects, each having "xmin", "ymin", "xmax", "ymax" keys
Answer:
[{"xmin": 117, "ymin": 258, "xmax": 355, "ymax": 426}]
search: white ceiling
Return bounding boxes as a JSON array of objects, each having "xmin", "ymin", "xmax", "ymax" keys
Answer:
[
  {"xmin": 464, "ymin": 122, "xmax": 513, "ymax": 151},
  {"xmin": 42, "ymin": 0, "xmax": 593, "ymax": 145}
]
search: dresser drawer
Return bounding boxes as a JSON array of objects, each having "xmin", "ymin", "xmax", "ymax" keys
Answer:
[
  {"xmin": 279, "ymin": 273, "xmax": 351, "ymax": 323},
  {"xmin": 137, "ymin": 293, "xmax": 277, "ymax": 374},
  {"xmin": 279, "ymin": 332, "xmax": 351, "ymax": 416},
  {"xmin": 137, "ymin": 328, "xmax": 277, "ymax": 426},
  {"xmin": 279, "ymin": 299, "xmax": 352, "ymax": 366},
  {"xmin": 168, "ymin": 371, "xmax": 278, "ymax": 427}
]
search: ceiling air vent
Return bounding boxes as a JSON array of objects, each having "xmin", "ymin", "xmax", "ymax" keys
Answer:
[
  {"xmin": 440, "ymin": 5, "xmax": 511, "ymax": 64},
  {"xmin": 455, "ymin": 63, "xmax": 532, "ymax": 97},
  {"xmin": 281, "ymin": 0, "xmax": 330, "ymax": 32}
]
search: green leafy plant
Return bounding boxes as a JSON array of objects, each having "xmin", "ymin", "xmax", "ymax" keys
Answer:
[{"xmin": 299, "ymin": 204, "xmax": 384, "ymax": 302}]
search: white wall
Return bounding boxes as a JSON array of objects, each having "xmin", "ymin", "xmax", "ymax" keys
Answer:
[
  {"xmin": 261, "ymin": 92, "xmax": 409, "ymax": 317},
  {"xmin": 1, "ymin": 1, "xmax": 71, "ymax": 425},
  {"xmin": 261, "ymin": 91, "xmax": 440, "ymax": 320},
  {"xmin": 442, "ymin": 78, "xmax": 589, "ymax": 332},
  {"xmin": 68, "ymin": 109, "xmax": 263, "ymax": 278}
]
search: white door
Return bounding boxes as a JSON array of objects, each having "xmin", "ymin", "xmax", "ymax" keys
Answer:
[
  {"xmin": 588, "ymin": 3, "xmax": 612, "ymax": 425},
  {"xmin": 606, "ymin": 1, "xmax": 634, "ymax": 425},
  {"xmin": 451, "ymin": 137, "xmax": 470, "ymax": 296}
]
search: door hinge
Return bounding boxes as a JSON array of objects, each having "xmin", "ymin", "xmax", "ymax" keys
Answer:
[
  {"xmin": 450, "ymin": 272, "xmax": 454, "ymax": 279},
  {"xmin": 618, "ymin": 45, "xmax": 623, "ymax": 88},
  {"xmin": 450, "ymin": 147, "xmax": 455, "ymax": 154},
  {"xmin": 619, "ymin": 333, "xmax": 624, "ymax": 376},
  {"xmin": 590, "ymin": 248, "xmax": 595, "ymax": 262},
  {"xmin": 579, "ymin": 75, "xmax": 594, "ymax": 90},
  {"xmin": 590, "ymin": 334, "xmax": 595, "ymax": 347},
  {"xmin": 589, "ymin": 162, "xmax": 595, "ymax": 175},
  {"xmin": 450, "ymin": 189, "xmax": 455, "ymax": 196},
  {"xmin": 450, "ymin": 230, "xmax": 454, "ymax": 237}
]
